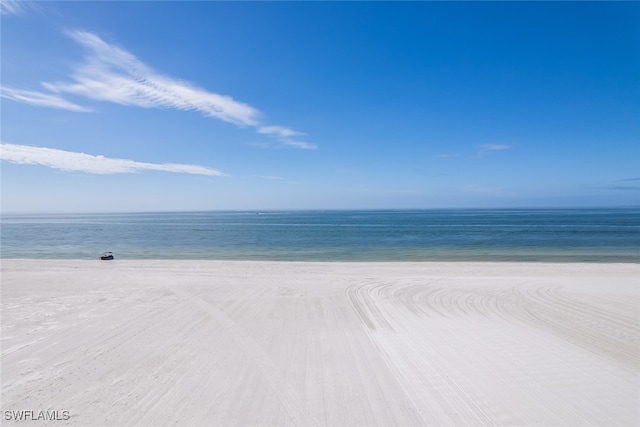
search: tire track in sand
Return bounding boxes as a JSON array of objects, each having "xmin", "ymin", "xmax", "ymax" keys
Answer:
[
  {"xmin": 347, "ymin": 279, "xmax": 504, "ymax": 426},
  {"xmin": 168, "ymin": 287, "xmax": 320, "ymax": 427},
  {"xmin": 346, "ymin": 276, "xmax": 640, "ymax": 426}
]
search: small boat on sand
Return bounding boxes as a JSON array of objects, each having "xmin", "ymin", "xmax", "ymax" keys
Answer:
[{"xmin": 100, "ymin": 252, "xmax": 114, "ymax": 260}]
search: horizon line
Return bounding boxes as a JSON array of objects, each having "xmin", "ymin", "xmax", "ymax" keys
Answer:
[{"xmin": 2, "ymin": 205, "xmax": 639, "ymax": 216}]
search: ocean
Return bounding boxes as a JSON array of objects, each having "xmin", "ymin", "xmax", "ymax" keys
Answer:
[{"xmin": 1, "ymin": 209, "xmax": 638, "ymax": 262}]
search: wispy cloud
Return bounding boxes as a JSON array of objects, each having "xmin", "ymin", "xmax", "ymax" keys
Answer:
[
  {"xmin": 617, "ymin": 177, "xmax": 640, "ymax": 182},
  {"xmin": 0, "ymin": 142, "xmax": 224, "ymax": 176},
  {"xmin": 0, "ymin": 0, "xmax": 33, "ymax": 16},
  {"xmin": 44, "ymin": 30, "xmax": 261, "ymax": 126},
  {"xmin": 480, "ymin": 144, "xmax": 510, "ymax": 152},
  {"xmin": 281, "ymin": 140, "xmax": 317, "ymax": 150},
  {"xmin": 0, "ymin": 87, "xmax": 92, "ymax": 112},
  {"xmin": 438, "ymin": 144, "xmax": 512, "ymax": 159},
  {"xmin": 257, "ymin": 125, "xmax": 316, "ymax": 150},
  {"xmin": 258, "ymin": 175, "xmax": 286, "ymax": 180},
  {"xmin": 1, "ymin": 30, "xmax": 314, "ymax": 149},
  {"xmin": 258, "ymin": 126, "xmax": 303, "ymax": 138},
  {"xmin": 477, "ymin": 144, "xmax": 511, "ymax": 157}
]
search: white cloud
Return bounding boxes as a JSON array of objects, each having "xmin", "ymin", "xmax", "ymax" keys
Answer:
[
  {"xmin": 258, "ymin": 126, "xmax": 304, "ymax": 138},
  {"xmin": 41, "ymin": 30, "xmax": 261, "ymax": 127},
  {"xmin": 480, "ymin": 144, "xmax": 511, "ymax": 151},
  {"xmin": 257, "ymin": 126, "xmax": 316, "ymax": 149},
  {"xmin": 0, "ymin": 142, "xmax": 224, "ymax": 176},
  {"xmin": 1, "ymin": 0, "xmax": 30, "ymax": 16},
  {"xmin": 280, "ymin": 140, "xmax": 317, "ymax": 150},
  {"xmin": 0, "ymin": 87, "xmax": 92, "ymax": 112},
  {"xmin": 1, "ymin": 30, "xmax": 315, "ymax": 149}
]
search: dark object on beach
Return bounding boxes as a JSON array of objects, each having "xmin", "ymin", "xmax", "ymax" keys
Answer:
[{"xmin": 100, "ymin": 252, "xmax": 114, "ymax": 260}]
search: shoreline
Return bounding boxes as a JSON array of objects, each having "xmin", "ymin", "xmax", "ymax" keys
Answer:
[
  {"xmin": 2, "ymin": 260, "xmax": 639, "ymax": 425},
  {"xmin": 2, "ymin": 257, "xmax": 639, "ymax": 264}
]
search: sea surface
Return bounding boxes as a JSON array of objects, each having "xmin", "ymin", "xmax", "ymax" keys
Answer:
[{"xmin": 1, "ymin": 209, "xmax": 638, "ymax": 262}]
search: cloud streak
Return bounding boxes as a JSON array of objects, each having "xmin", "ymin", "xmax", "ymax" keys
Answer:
[
  {"xmin": 1, "ymin": 30, "xmax": 313, "ymax": 149},
  {"xmin": 258, "ymin": 125, "xmax": 317, "ymax": 150},
  {"xmin": 480, "ymin": 144, "xmax": 510, "ymax": 152},
  {"xmin": 0, "ymin": 142, "xmax": 224, "ymax": 176},
  {"xmin": 477, "ymin": 144, "xmax": 511, "ymax": 157},
  {"xmin": 258, "ymin": 126, "xmax": 303, "ymax": 138},
  {"xmin": 438, "ymin": 144, "xmax": 512, "ymax": 159},
  {"xmin": 0, "ymin": 0, "xmax": 33, "ymax": 16},
  {"xmin": 280, "ymin": 140, "xmax": 317, "ymax": 150},
  {"xmin": 0, "ymin": 87, "xmax": 92, "ymax": 112},
  {"xmin": 45, "ymin": 30, "xmax": 261, "ymax": 127}
]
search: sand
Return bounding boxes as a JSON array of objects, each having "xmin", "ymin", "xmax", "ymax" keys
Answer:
[{"xmin": 1, "ymin": 260, "xmax": 638, "ymax": 426}]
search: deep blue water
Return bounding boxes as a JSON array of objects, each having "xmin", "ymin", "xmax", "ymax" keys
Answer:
[{"xmin": 1, "ymin": 209, "xmax": 639, "ymax": 262}]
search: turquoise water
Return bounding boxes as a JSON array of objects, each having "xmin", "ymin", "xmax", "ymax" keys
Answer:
[{"xmin": 1, "ymin": 209, "xmax": 638, "ymax": 262}]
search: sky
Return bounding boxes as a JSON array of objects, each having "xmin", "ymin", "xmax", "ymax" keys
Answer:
[{"xmin": 1, "ymin": 1, "xmax": 638, "ymax": 213}]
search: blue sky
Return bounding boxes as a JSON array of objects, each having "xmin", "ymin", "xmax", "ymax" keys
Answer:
[{"xmin": 1, "ymin": 1, "xmax": 638, "ymax": 212}]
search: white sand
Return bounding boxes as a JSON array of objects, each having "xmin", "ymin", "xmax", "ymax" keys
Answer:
[{"xmin": 1, "ymin": 260, "xmax": 639, "ymax": 426}]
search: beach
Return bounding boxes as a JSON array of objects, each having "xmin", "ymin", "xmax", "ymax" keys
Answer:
[{"xmin": 2, "ymin": 260, "xmax": 639, "ymax": 426}]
